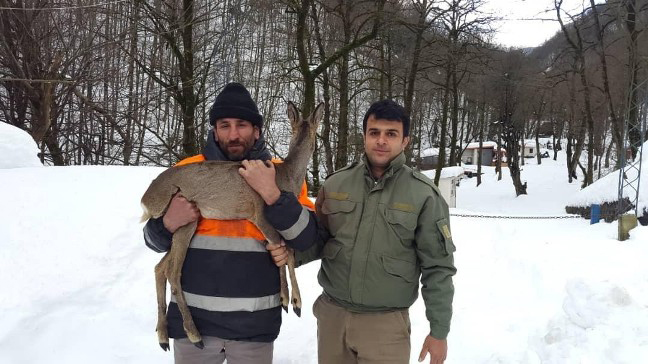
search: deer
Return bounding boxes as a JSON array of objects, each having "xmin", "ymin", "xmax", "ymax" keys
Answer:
[{"xmin": 140, "ymin": 101, "xmax": 323, "ymax": 351}]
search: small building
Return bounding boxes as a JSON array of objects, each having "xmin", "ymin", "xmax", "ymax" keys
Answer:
[
  {"xmin": 521, "ymin": 140, "xmax": 537, "ymax": 158},
  {"xmin": 461, "ymin": 141, "xmax": 499, "ymax": 166},
  {"xmin": 419, "ymin": 148, "xmax": 440, "ymax": 171},
  {"xmin": 422, "ymin": 166, "xmax": 463, "ymax": 208}
]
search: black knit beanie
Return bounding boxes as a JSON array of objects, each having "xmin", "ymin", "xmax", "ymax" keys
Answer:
[{"xmin": 209, "ymin": 82, "xmax": 263, "ymax": 128}]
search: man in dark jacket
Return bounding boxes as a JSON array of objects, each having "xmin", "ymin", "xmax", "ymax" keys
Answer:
[
  {"xmin": 143, "ymin": 82, "xmax": 317, "ymax": 364},
  {"xmin": 242, "ymin": 99, "xmax": 456, "ymax": 364}
]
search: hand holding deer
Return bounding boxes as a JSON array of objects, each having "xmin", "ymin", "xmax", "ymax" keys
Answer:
[
  {"xmin": 239, "ymin": 160, "xmax": 281, "ymax": 205},
  {"xmin": 266, "ymin": 241, "xmax": 289, "ymax": 267},
  {"xmin": 162, "ymin": 193, "xmax": 200, "ymax": 233}
]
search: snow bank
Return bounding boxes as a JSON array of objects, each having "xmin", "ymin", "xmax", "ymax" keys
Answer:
[
  {"xmin": 0, "ymin": 122, "xmax": 43, "ymax": 168},
  {"xmin": 567, "ymin": 141, "xmax": 648, "ymax": 214}
]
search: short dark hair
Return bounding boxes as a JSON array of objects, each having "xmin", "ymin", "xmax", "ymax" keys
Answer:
[{"xmin": 362, "ymin": 99, "xmax": 410, "ymax": 137}]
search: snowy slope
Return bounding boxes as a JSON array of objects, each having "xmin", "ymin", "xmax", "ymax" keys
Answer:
[
  {"xmin": 0, "ymin": 132, "xmax": 647, "ymax": 363},
  {"xmin": 566, "ymin": 141, "xmax": 648, "ymax": 215}
]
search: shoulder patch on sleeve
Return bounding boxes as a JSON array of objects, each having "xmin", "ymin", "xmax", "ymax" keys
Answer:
[{"xmin": 325, "ymin": 161, "xmax": 358, "ymax": 180}]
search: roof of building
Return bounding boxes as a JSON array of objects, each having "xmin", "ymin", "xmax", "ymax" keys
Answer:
[
  {"xmin": 440, "ymin": 166, "xmax": 465, "ymax": 178},
  {"xmin": 421, "ymin": 147, "xmax": 440, "ymax": 157},
  {"xmin": 465, "ymin": 141, "xmax": 498, "ymax": 149}
]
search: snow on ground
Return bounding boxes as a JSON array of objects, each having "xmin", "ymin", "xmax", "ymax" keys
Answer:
[
  {"xmin": 449, "ymin": 153, "xmax": 648, "ymax": 363},
  {"xmin": 0, "ymin": 122, "xmax": 42, "ymax": 168},
  {"xmin": 455, "ymin": 152, "xmax": 582, "ymax": 216},
  {"xmin": 0, "ymin": 128, "xmax": 647, "ymax": 363}
]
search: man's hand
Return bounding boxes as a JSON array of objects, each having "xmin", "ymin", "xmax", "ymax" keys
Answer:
[
  {"xmin": 266, "ymin": 241, "xmax": 289, "ymax": 267},
  {"xmin": 418, "ymin": 335, "xmax": 447, "ymax": 364},
  {"xmin": 162, "ymin": 193, "xmax": 200, "ymax": 233},
  {"xmin": 238, "ymin": 160, "xmax": 281, "ymax": 205}
]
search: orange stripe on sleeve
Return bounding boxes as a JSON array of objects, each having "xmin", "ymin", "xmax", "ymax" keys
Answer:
[{"xmin": 196, "ymin": 219, "xmax": 266, "ymax": 241}]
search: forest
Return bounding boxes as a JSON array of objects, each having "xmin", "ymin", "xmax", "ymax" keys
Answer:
[{"xmin": 1, "ymin": 0, "xmax": 647, "ymax": 195}]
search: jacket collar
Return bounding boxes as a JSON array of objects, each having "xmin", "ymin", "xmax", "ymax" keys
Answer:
[
  {"xmin": 203, "ymin": 129, "xmax": 272, "ymax": 161},
  {"xmin": 362, "ymin": 151, "xmax": 406, "ymax": 181}
]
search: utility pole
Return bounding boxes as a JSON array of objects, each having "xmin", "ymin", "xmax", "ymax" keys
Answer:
[{"xmin": 617, "ymin": 77, "xmax": 646, "ymax": 241}]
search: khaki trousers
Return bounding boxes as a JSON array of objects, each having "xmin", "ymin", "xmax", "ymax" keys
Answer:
[
  {"xmin": 173, "ymin": 336, "xmax": 273, "ymax": 364},
  {"xmin": 313, "ymin": 294, "xmax": 411, "ymax": 364}
]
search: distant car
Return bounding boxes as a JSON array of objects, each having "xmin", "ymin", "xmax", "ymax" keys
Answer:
[
  {"xmin": 462, "ymin": 165, "xmax": 481, "ymax": 178},
  {"xmin": 540, "ymin": 151, "xmax": 550, "ymax": 158}
]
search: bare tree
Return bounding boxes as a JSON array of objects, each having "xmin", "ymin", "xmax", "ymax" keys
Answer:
[{"xmin": 556, "ymin": 0, "xmax": 597, "ymax": 187}]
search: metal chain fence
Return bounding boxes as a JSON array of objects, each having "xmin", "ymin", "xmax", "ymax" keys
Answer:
[{"xmin": 450, "ymin": 213, "xmax": 582, "ymax": 220}]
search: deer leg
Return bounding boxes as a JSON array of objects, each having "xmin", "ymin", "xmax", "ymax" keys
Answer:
[
  {"xmin": 155, "ymin": 254, "xmax": 171, "ymax": 351},
  {"xmin": 279, "ymin": 263, "xmax": 290, "ymax": 312},
  {"xmin": 167, "ymin": 221, "xmax": 204, "ymax": 349},
  {"xmin": 252, "ymin": 216, "xmax": 290, "ymax": 313},
  {"xmin": 286, "ymin": 249, "xmax": 302, "ymax": 317}
]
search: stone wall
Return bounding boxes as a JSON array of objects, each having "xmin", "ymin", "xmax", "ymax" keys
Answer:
[{"xmin": 565, "ymin": 198, "xmax": 648, "ymax": 225}]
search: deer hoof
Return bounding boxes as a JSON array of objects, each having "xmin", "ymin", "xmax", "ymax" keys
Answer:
[
  {"xmin": 293, "ymin": 306, "xmax": 301, "ymax": 317},
  {"xmin": 159, "ymin": 343, "xmax": 170, "ymax": 351},
  {"xmin": 193, "ymin": 340, "xmax": 205, "ymax": 349},
  {"xmin": 282, "ymin": 304, "xmax": 288, "ymax": 313}
]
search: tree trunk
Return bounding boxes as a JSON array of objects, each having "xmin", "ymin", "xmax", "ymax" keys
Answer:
[
  {"xmin": 434, "ymin": 70, "xmax": 452, "ymax": 186},
  {"xmin": 311, "ymin": 0, "xmax": 334, "ymax": 175},
  {"xmin": 404, "ymin": 0, "xmax": 428, "ymax": 166},
  {"xmin": 335, "ymin": 52, "xmax": 350, "ymax": 169},
  {"xmin": 476, "ymin": 102, "xmax": 485, "ymax": 187},
  {"xmin": 179, "ymin": 0, "xmax": 198, "ymax": 158},
  {"xmin": 448, "ymin": 69, "xmax": 460, "ymax": 166},
  {"xmin": 624, "ymin": 0, "xmax": 643, "ymax": 159},
  {"xmin": 589, "ymin": 0, "xmax": 624, "ymax": 163}
]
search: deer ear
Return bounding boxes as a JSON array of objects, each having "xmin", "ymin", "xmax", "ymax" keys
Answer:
[
  {"xmin": 287, "ymin": 101, "xmax": 300, "ymax": 127},
  {"xmin": 311, "ymin": 102, "xmax": 324, "ymax": 126}
]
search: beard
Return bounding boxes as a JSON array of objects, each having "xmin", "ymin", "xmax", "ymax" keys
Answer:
[{"xmin": 219, "ymin": 139, "xmax": 254, "ymax": 161}]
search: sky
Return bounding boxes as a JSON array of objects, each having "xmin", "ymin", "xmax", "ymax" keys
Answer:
[
  {"xmin": 1, "ymin": 123, "xmax": 647, "ymax": 363},
  {"xmin": 484, "ymin": 0, "xmax": 602, "ymax": 48}
]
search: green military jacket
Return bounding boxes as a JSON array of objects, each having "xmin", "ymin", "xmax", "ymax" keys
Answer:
[{"xmin": 296, "ymin": 152, "xmax": 456, "ymax": 339}]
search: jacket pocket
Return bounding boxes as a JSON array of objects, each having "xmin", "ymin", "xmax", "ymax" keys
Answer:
[
  {"xmin": 321, "ymin": 199, "xmax": 357, "ymax": 239},
  {"xmin": 362, "ymin": 254, "xmax": 418, "ymax": 307},
  {"xmin": 381, "ymin": 255, "xmax": 417, "ymax": 283},
  {"xmin": 385, "ymin": 208, "xmax": 417, "ymax": 243},
  {"xmin": 435, "ymin": 218, "xmax": 456, "ymax": 255}
]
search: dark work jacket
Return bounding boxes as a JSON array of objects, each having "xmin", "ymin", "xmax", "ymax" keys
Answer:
[{"xmin": 143, "ymin": 132, "xmax": 317, "ymax": 342}]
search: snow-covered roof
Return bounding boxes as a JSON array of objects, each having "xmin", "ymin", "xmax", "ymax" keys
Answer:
[
  {"xmin": 440, "ymin": 166, "xmax": 465, "ymax": 178},
  {"xmin": 465, "ymin": 141, "xmax": 498, "ymax": 149},
  {"xmin": 421, "ymin": 148, "xmax": 440, "ymax": 157},
  {"xmin": 0, "ymin": 122, "xmax": 43, "ymax": 168},
  {"xmin": 420, "ymin": 166, "xmax": 464, "ymax": 180}
]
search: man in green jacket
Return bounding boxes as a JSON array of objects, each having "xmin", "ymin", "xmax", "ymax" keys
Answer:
[{"xmin": 241, "ymin": 99, "xmax": 456, "ymax": 364}]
